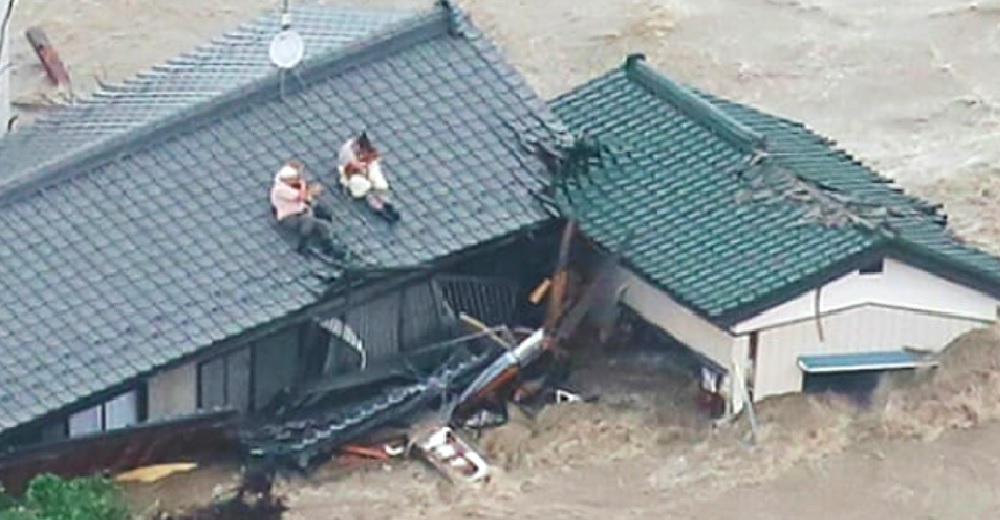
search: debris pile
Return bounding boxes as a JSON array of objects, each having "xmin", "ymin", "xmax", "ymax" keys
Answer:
[
  {"xmin": 151, "ymin": 457, "xmax": 287, "ymax": 519},
  {"xmin": 239, "ymin": 344, "xmax": 499, "ymax": 471},
  {"xmin": 235, "ymin": 315, "xmax": 591, "ymax": 487},
  {"xmin": 233, "ymin": 221, "xmax": 610, "ymax": 486},
  {"xmin": 159, "ymin": 496, "xmax": 287, "ymax": 520}
]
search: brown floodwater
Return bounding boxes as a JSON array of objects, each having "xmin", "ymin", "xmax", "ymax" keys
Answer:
[{"xmin": 10, "ymin": 0, "xmax": 1000, "ymax": 518}]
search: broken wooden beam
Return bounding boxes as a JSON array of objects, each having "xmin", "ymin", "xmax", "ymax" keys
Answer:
[
  {"xmin": 25, "ymin": 26, "xmax": 71, "ymax": 87},
  {"xmin": 338, "ymin": 444, "xmax": 390, "ymax": 461},
  {"xmin": 544, "ymin": 220, "xmax": 577, "ymax": 336},
  {"xmin": 529, "ymin": 278, "xmax": 551, "ymax": 305}
]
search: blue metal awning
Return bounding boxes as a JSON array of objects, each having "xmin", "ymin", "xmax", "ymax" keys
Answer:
[{"xmin": 798, "ymin": 350, "xmax": 939, "ymax": 374}]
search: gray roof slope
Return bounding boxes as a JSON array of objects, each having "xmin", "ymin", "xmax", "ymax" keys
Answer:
[
  {"xmin": 0, "ymin": 2, "xmax": 562, "ymax": 433},
  {"xmin": 0, "ymin": 3, "xmax": 412, "ymax": 190}
]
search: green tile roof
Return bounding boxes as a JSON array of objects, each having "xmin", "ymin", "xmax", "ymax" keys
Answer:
[{"xmin": 551, "ymin": 54, "xmax": 1000, "ymax": 327}]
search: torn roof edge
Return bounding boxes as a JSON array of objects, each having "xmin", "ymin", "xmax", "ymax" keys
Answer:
[
  {"xmin": 35, "ymin": 4, "xmax": 415, "ymax": 103},
  {"xmin": 0, "ymin": 3, "xmax": 453, "ymax": 209}
]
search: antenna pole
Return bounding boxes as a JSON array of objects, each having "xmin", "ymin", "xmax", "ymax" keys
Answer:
[{"xmin": 280, "ymin": 0, "xmax": 291, "ymax": 29}]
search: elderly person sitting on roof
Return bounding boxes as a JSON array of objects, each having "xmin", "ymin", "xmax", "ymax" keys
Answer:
[
  {"xmin": 270, "ymin": 159, "xmax": 344, "ymax": 257},
  {"xmin": 338, "ymin": 132, "xmax": 399, "ymax": 222}
]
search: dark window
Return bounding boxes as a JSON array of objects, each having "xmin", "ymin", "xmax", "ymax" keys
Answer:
[
  {"xmin": 253, "ymin": 327, "xmax": 301, "ymax": 410},
  {"xmin": 40, "ymin": 420, "xmax": 67, "ymax": 443},
  {"xmin": 749, "ymin": 331, "xmax": 759, "ymax": 362},
  {"xmin": 198, "ymin": 357, "xmax": 226, "ymax": 410},
  {"xmin": 198, "ymin": 348, "xmax": 251, "ymax": 412},
  {"xmin": 859, "ymin": 258, "xmax": 884, "ymax": 275},
  {"xmin": 227, "ymin": 348, "xmax": 252, "ymax": 412}
]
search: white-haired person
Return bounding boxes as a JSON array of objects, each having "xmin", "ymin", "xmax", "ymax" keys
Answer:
[{"xmin": 269, "ymin": 159, "xmax": 343, "ymax": 257}]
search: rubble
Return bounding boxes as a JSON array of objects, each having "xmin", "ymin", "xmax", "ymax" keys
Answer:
[
  {"xmin": 410, "ymin": 425, "xmax": 492, "ymax": 484},
  {"xmin": 159, "ymin": 497, "xmax": 287, "ymax": 520},
  {"xmin": 238, "ymin": 342, "xmax": 501, "ymax": 472}
]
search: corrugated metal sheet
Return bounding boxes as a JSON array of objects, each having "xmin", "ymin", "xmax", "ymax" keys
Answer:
[
  {"xmin": 754, "ymin": 304, "xmax": 990, "ymax": 399},
  {"xmin": 345, "ymin": 291, "xmax": 401, "ymax": 365},
  {"xmin": 400, "ymin": 281, "xmax": 451, "ymax": 349},
  {"xmin": 436, "ymin": 275, "xmax": 519, "ymax": 327}
]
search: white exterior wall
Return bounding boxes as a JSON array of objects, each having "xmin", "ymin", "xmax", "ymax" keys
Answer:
[
  {"xmin": 738, "ymin": 257, "xmax": 999, "ymax": 400},
  {"xmin": 603, "ymin": 264, "xmax": 734, "ymax": 369},
  {"xmin": 735, "ymin": 258, "xmax": 997, "ymax": 333},
  {"xmin": 751, "ymin": 305, "xmax": 990, "ymax": 399},
  {"xmin": 147, "ymin": 362, "xmax": 198, "ymax": 421}
]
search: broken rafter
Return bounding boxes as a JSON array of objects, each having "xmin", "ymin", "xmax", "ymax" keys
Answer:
[{"xmin": 544, "ymin": 219, "xmax": 576, "ymax": 338}]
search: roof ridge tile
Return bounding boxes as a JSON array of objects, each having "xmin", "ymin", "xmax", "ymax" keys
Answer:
[
  {"xmin": 0, "ymin": 5, "xmax": 448, "ymax": 209},
  {"xmin": 623, "ymin": 53, "xmax": 765, "ymax": 154}
]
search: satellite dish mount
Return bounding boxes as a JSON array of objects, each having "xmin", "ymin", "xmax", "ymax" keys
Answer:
[{"xmin": 269, "ymin": 0, "xmax": 306, "ymax": 98}]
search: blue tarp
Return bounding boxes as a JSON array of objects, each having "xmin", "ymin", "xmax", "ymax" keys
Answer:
[{"xmin": 798, "ymin": 350, "xmax": 938, "ymax": 373}]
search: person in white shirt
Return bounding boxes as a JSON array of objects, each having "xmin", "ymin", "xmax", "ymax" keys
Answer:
[
  {"xmin": 337, "ymin": 132, "xmax": 399, "ymax": 222},
  {"xmin": 269, "ymin": 159, "xmax": 343, "ymax": 257}
]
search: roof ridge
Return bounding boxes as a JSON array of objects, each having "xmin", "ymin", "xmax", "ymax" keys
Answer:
[
  {"xmin": 623, "ymin": 53, "xmax": 765, "ymax": 154},
  {"xmin": 28, "ymin": 13, "xmax": 265, "ymax": 121},
  {"xmin": 0, "ymin": 3, "xmax": 452, "ymax": 208}
]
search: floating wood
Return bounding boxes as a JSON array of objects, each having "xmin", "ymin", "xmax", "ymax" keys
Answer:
[
  {"xmin": 528, "ymin": 278, "xmax": 551, "ymax": 304},
  {"xmin": 544, "ymin": 220, "xmax": 577, "ymax": 337},
  {"xmin": 25, "ymin": 26, "xmax": 72, "ymax": 87}
]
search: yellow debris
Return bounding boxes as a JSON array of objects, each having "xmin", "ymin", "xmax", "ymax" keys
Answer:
[
  {"xmin": 114, "ymin": 462, "xmax": 198, "ymax": 483},
  {"xmin": 529, "ymin": 278, "xmax": 551, "ymax": 304}
]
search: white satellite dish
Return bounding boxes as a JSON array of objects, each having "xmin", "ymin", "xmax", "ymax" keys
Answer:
[{"xmin": 269, "ymin": 29, "xmax": 304, "ymax": 70}]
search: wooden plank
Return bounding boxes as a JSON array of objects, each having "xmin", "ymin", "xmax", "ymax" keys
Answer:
[
  {"xmin": 25, "ymin": 26, "xmax": 71, "ymax": 87},
  {"xmin": 544, "ymin": 220, "xmax": 577, "ymax": 337}
]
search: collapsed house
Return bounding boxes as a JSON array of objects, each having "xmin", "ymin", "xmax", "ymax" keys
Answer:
[
  {"xmin": 0, "ymin": 0, "xmax": 566, "ymax": 473},
  {"xmin": 550, "ymin": 54, "xmax": 1000, "ymax": 412}
]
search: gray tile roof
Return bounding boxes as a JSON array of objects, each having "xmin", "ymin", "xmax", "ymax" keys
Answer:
[
  {"xmin": 0, "ymin": 2, "xmax": 563, "ymax": 433},
  {"xmin": 0, "ymin": 3, "xmax": 412, "ymax": 192}
]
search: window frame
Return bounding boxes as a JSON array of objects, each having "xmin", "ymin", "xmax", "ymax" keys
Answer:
[
  {"xmin": 66, "ymin": 388, "xmax": 139, "ymax": 438},
  {"xmin": 858, "ymin": 258, "xmax": 885, "ymax": 275},
  {"xmin": 196, "ymin": 346, "xmax": 253, "ymax": 412}
]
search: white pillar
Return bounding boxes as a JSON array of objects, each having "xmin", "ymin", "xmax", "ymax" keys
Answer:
[{"xmin": 0, "ymin": 1, "xmax": 11, "ymax": 135}]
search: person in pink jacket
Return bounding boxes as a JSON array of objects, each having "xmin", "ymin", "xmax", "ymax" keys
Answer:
[{"xmin": 269, "ymin": 159, "xmax": 343, "ymax": 257}]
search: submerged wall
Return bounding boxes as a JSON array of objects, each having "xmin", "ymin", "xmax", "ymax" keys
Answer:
[
  {"xmin": 595, "ymin": 264, "xmax": 735, "ymax": 369},
  {"xmin": 751, "ymin": 304, "xmax": 990, "ymax": 400}
]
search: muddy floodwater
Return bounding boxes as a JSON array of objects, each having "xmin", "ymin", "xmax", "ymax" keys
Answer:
[{"xmin": 10, "ymin": 0, "xmax": 1000, "ymax": 518}]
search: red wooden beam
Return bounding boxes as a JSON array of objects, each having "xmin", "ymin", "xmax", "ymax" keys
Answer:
[{"xmin": 25, "ymin": 26, "xmax": 71, "ymax": 87}]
